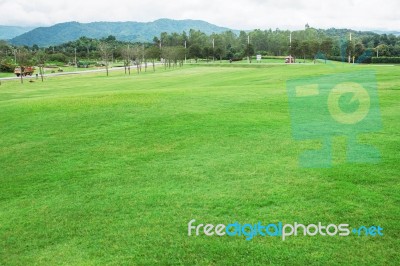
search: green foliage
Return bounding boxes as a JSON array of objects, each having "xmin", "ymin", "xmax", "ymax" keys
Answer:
[
  {"xmin": 354, "ymin": 42, "xmax": 365, "ymax": 57},
  {"xmin": 371, "ymin": 57, "xmax": 400, "ymax": 63},
  {"xmin": 146, "ymin": 46, "xmax": 161, "ymax": 60},
  {"xmin": 47, "ymin": 53, "xmax": 69, "ymax": 64},
  {"xmin": 162, "ymin": 46, "xmax": 185, "ymax": 65},
  {"xmin": 3, "ymin": 23, "xmax": 400, "ymax": 67},
  {"xmin": 202, "ymin": 46, "xmax": 213, "ymax": 60},
  {"xmin": 77, "ymin": 61, "xmax": 96, "ymax": 68},
  {"xmin": 188, "ymin": 44, "xmax": 202, "ymax": 60},
  {"xmin": 328, "ymin": 55, "xmax": 346, "ymax": 62},
  {"xmin": 243, "ymin": 44, "xmax": 255, "ymax": 58},
  {"xmin": 0, "ymin": 62, "xmax": 15, "ymax": 72}
]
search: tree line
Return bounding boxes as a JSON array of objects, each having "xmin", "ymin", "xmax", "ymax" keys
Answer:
[{"xmin": 1, "ymin": 25, "xmax": 400, "ymax": 81}]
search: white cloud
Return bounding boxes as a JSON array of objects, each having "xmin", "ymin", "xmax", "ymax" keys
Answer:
[{"xmin": 0, "ymin": 0, "xmax": 398, "ymax": 31}]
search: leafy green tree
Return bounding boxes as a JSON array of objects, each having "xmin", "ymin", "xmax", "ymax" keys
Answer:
[
  {"xmin": 244, "ymin": 44, "xmax": 255, "ymax": 62},
  {"xmin": 309, "ymin": 40, "xmax": 320, "ymax": 62},
  {"xmin": 210, "ymin": 34, "xmax": 227, "ymax": 60},
  {"xmin": 214, "ymin": 47, "xmax": 224, "ymax": 61},
  {"xmin": 47, "ymin": 53, "xmax": 68, "ymax": 64},
  {"xmin": 202, "ymin": 46, "xmax": 213, "ymax": 62},
  {"xmin": 160, "ymin": 32, "xmax": 169, "ymax": 47},
  {"xmin": 174, "ymin": 46, "xmax": 186, "ymax": 66},
  {"xmin": 162, "ymin": 47, "xmax": 170, "ymax": 68},
  {"xmin": 376, "ymin": 44, "xmax": 390, "ymax": 57},
  {"xmin": 320, "ymin": 38, "xmax": 333, "ymax": 63},
  {"xmin": 290, "ymin": 39, "xmax": 301, "ymax": 59},
  {"xmin": 132, "ymin": 45, "xmax": 144, "ymax": 73},
  {"xmin": 250, "ymin": 29, "xmax": 268, "ymax": 54},
  {"xmin": 146, "ymin": 46, "xmax": 161, "ymax": 71},
  {"xmin": 15, "ymin": 48, "xmax": 31, "ymax": 84},
  {"xmin": 0, "ymin": 42, "xmax": 7, "ymax": 85},
  {"xmin": 161, "ymin": 46, "xmax": 184, "ymax": 68},
  {"xmin": 189, "ymin": 29, "xmax": 207, "ymax": 49},
  {"xmin": 98, "ymin": 42, "xmax": 111, "ymax": 76},
  {"xmin": 237, "ymin": 31, "xmax": 249, "ymax": 58},
  {"xmin": 300, "ymin": 40, "xmax": 310, "ymax": 62},
  {"xmin": 104, "ymin": 35, "xmax": 117, "ymax": 42},
  {"xmin": 34, "ymin": 50, "xmax": 46, "ymax": 82},
  {"xmin": 0, "ymin": 46, "xmax": 4, "ymax": 65},
  {"xmin": 188, "ymin": 44, "xmax": 202, "ymax": 62},
  {"xmin": 0, "ymin": 41, "xmax": 12, "ymax": 67},
  {"xmin": 121, "ymin": 45, "xmax": 133, "ymax": 75},
  {"xmin": 354, "ymin": 42, "xmax": 365, "ymax": 59},
  {"xmin": 389, "ymin": 45, "xmax": 400, "ymax": 57},
  {"xmin": 346, "ymin": 40, "xmax": 355, "ymax": 62}
]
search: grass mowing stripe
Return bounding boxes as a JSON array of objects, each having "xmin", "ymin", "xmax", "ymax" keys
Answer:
[{"xmin": 0, "ymin": 64, "xmax": 399, "ymax": 264}]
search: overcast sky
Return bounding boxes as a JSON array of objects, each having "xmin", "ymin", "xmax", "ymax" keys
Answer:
[{"xmin": 0, "ymin": 0, "xmax": 399, "ymax": 31}]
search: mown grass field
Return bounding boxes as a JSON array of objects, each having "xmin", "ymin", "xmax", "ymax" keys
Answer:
[{"xmin": 0, "ymin": 63, "xmax": 399, "ymax": 265}]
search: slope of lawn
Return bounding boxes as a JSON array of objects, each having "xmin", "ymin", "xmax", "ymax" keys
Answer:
[{"xmin": 0, "ymin": 63, "xmax": 399, "ymax": 265}]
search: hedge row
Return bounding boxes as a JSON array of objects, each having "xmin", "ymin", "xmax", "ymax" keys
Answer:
[
  {"xmin": 327, "ymin": 56, "xmax": 400, "ymax": 64},
  {"xmin": 371, "ymin": 57, "xmax": 400, "ymax": 64},
  {"xmin": 327, "ymin": 56, "xmax": 346, "ymax": 62},
  {"xmin": 0, "ymin": 63, "xmax": 15, "ymax": 73},
  {"xmin": 326, "ymin": 56, "xmax": 371, "ymax": 64}
]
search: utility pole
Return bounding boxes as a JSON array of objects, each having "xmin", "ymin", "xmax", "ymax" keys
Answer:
[
  {"xmin": 212, "ymin": 38, "xmax": 215, "ymax": 62},
  {"xmin": 247, "ymin": 34, "xmax": 250, "ymax": 63},
  {"xmin": 184, "ymin": 41, "xmax": 187, "ymax": 64},
  {"xmin": 348, "ymin": 33, "xmax": 352, "ymax": 64},
  {"xmin": 143, "ymin": 43, "xmax": 146, "ymax": 71},
  {"xmin": 111, "ymin": 49, "xmax": 113, "ymax": 65},
  {"xmin": 74, "ymin": 47, "xmax": 77, "ymax": 68},
  {"xmin": 159, "ymin": 34, "xmax": 162, "ymax": 63}
]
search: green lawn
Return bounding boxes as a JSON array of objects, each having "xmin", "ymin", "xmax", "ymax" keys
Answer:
[
  {"xmin": 0, "ymin": 73, "xmax": 14, "ymax": 78},
  {"xmin": 0, "ymin": 64, "xmax": 399, "ymax": 265},
  {"xmin": 191, "ymin": 57, "xmax": 317, "ymax": 64},
  {"xmin": 0, "ymin": 63, "xmax": 124, "ymax": 78}
]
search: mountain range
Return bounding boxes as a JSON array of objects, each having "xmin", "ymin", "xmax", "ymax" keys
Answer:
[
  {"xmin": 5, "ymin": 19, "xmax": 238, "ymax": 47},
  {"xmin": 371, "ymin": 30, "xmax": 400, "ymax": 36},
  {"xmin": 1, "ymin": 19, "xmax": 399, "ymax": 47},
  {"xmin": 0, "ymin": 26, "xmax": 35, "ymax": 40}
]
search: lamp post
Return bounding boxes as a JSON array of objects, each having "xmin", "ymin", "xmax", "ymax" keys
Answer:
[{"xmin": 289, "ymin": 32, "xmax": 292, "ymax": 63}]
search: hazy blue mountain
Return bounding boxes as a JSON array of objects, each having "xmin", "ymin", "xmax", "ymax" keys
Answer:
[
  {"xmin": 371, "ymin": 30, "xmax": 400, "ymax": 36},
  {"xmin": 10, "ymin": 19, "xmax": 238, "ymax": 47},
  {"xmin": 0, "ymin": 26, "xmax": 35, "ymax": 40}
]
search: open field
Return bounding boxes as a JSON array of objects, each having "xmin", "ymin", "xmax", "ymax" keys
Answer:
[
  {"xmin": 0, "ymin": 58, "xmax": 319, "ymax": 79},
  {"xmin": 0, "ymin": 73, "xmax": 14, "ymax": 78},
  {"xmin": 0, "ymin": 63, "xmax": 399, "ymax": 264}
]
